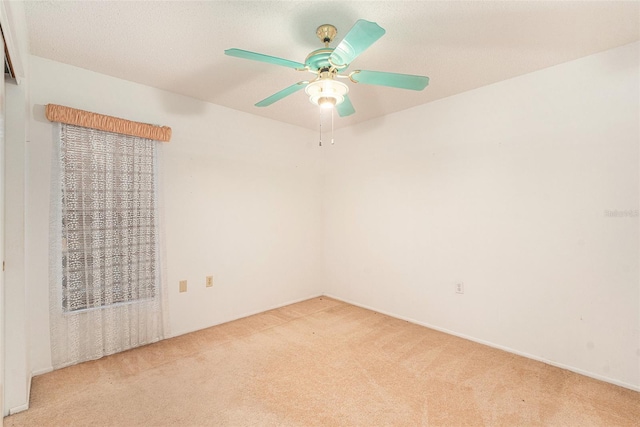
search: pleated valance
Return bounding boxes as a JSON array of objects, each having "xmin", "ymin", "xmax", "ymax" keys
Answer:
[{"xmin": 45, "ymin": 104, "xmax": 172, "ymax": 142}]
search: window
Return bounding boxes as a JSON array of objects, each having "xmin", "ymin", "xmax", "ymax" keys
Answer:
[
  {"xmin": 48, "ymin": 107, "xmax": 169, "ymax": 369},
  {"xmin": 60, "ymin": 124, "xmax": 157, "ymax": 312}
]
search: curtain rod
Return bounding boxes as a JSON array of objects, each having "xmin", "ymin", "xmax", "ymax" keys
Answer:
[{"xmin": 45, "ymin": 104, "xmax": 172, "ymax": 142}]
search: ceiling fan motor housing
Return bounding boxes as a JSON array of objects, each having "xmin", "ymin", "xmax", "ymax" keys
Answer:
[{"xmin": 305, "ymin": 48, "xmax": 338, "ymax": 72}]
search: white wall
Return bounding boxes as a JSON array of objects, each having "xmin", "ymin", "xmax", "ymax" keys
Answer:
[
  {"xmin": 323, "ymin": 42, "xmax": 640, "ymax": 390},
  {"xmin": 2, "ymin": 0, "xmax": 30, "ymax": 416},
  {"xmin": 4, "ymin": 80, "xmax": 29, "ymax": 415},
  {"xmin": 0, "ymin": 42, "xmax": 5, "ymax": 424},
  {"xmin": 27, "ymin": 56, "xmax": 323, "ymax": 374}
]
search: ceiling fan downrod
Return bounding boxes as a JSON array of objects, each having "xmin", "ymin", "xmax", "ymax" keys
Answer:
[{"xmin": 316, "ymin": 24, "xmax": 337, "ymax": 47}]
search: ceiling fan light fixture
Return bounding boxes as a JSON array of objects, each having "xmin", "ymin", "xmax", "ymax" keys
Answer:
[
  {"xmin": 318, "ymin": 97, "xmax": 336, "ymax": 109},
  {"xmin": 305, "ymin": 78, "xmax": 349, "ymax": 108}
]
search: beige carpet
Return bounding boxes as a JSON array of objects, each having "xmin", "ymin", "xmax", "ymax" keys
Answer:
[{"xmin": 5, "ymin": 297, "xmax": 639, "ymax": 426}]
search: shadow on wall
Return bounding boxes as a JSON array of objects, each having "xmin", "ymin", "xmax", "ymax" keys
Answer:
[
  {"xmin": 155, "ymin": 65, "xmax": 215, "ymax": 116},
  {"xmin": 32, "ymin": 104, "xmax": 48, "ymax": 125}
]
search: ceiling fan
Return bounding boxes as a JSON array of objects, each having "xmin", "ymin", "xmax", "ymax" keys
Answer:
[{"xmin": 224, "ymin": 19, "xmax": 429, "ymax": 117}]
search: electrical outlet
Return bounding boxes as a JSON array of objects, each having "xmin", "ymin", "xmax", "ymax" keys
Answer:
[
  {"xmin": 455, "ymin": 283, "xmax": 464, "ymax": 294},
  {"xmin": 206, "ymin": 276, "xmax": 214, "ymax": 288},
  {"xmin": 179, "ymin": 280, "xmax": 187, "ymax": 293}
]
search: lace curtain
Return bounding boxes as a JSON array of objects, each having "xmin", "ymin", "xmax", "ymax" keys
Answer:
[{"xmin": 50, "ymin": 123, "xmax": 168, "ymax": 369}]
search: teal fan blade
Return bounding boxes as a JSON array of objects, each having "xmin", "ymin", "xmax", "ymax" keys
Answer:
[
  {"xmin": 255, "ymin": 82, "xmax": 307, "ymax": 107},
  {"xmin": 329, "ymin": 20, "xmax": 386, "ymax": 67},
  {"xmin": 351, "ymin": 70, "xmax": 429, "ymax": 91},
  {"xmin": 336, "ymin": 95, "xmax": 355, "ymax": 117},
  {"xmin": 225, "ymin": 48, "xmax": 306, "ymax": 70}
]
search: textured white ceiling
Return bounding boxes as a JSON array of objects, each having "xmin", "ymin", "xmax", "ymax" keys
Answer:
[{"xmin": 24, "ymin": 1, "xmax": 640, "ymax": 131}]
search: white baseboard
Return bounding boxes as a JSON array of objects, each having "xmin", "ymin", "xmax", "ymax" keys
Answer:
[
  {"xmin": 324, "ymin": 293, "xmax": 640, "ymax": 393},
  {"xmin": 169, "ymin": 293, "xmax": 324, "ymax": 339},
  {"xmin": 8, "ymin": 403, "xmax": 29, "ymax": 415},
  {"xmin": 4, "ymin": 373, "xmax": 35, "ymax": 416},
  {"xmin": 31, "ymin": 367, "xmax": 53, "ymax": 377},
  {"xmin": 28, "ymin": 293, "xmax": 634, "ymax": 394},
  {"xmin": 27, "ymin": 294, "xmax": 324, "ymax": 380}
]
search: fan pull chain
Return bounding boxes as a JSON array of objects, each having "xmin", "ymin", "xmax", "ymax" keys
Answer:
[
  {"xmin": 331, "ymin": 107, "xmax": 335, "ymax": 145},
  {"xmin": 319, "ymin": 107, "xmax": 323, "ymax": 147}
]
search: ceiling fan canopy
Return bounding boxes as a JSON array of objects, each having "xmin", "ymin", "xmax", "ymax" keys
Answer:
[{"xmin": 225, "ymin": 19, "xmax": 429, "ymax": 117}]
